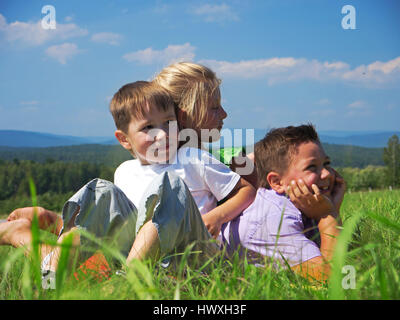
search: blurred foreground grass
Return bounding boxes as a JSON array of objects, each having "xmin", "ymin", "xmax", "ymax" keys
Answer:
[{"xmin": 0, "ymin": 189, "xmax": 399, "ymax": 300}]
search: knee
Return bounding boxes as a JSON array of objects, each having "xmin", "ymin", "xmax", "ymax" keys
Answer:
[{"xmin": 58, "ymin": 227, "xmax": 81, "ymax": 247}]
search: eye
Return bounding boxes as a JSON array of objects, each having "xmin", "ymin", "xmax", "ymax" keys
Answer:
[
  {"xmin": 305, "ymin": 164, "xmax": 317, "ymax": 171},
  {"xmin": 142, "ymin": 125, "xmax": 153, "ymax": 131},
  {"xmin": 324, "ymin": 160, "xmax": 331, "ymax": 168}
]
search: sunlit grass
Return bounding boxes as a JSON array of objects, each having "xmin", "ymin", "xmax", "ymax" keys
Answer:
[{"xmin": 0, "ymin": 189, "xmax": 399, "ymax": 299}]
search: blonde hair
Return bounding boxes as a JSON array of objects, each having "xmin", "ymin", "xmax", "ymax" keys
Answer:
[
  {"xmin": 109, "ymin": 81, "xmax": 175, "ymax": 133},
  {"xmin": 153, "ymin": 62, "xmax": 221, "ymax": 130}
]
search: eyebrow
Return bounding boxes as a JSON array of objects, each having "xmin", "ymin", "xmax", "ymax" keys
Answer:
[{"xmin": 301, "ymin": 155, "xmax": 331, "ymax": 164}]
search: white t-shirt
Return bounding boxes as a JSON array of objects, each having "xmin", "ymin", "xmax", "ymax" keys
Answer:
[{"xmin": 114, "ymin": 147, "xmax": 241, "ymax": 215}]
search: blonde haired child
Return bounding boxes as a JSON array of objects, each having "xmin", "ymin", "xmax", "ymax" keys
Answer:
[
  {"xmin": 154, "ymin": 61, "xmax": 225, "ymax": 140},
  {"xmin": 154, "ymin": 62, "xmax": 258, "ymax": 187}
]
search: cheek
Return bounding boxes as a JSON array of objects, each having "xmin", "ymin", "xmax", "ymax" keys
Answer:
[
  {"xmin": 301, "ymin": 173, "xmax": 319, "ymax": 189},
  {"xmin": 202, "ymin": 114, "xmax": 219, "ymax": 129},
  {"xmin": 134, "ymin": 134, "xmax": 153, "ymax": 154}
]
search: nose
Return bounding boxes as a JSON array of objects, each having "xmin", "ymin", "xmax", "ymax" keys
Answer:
[
  {"xmin": 321, "ymin": 167, "xmax": 333, "ymax": 180},
  {"xmin": 157, "ymin": 128, "xmax": 168, "ymax": 141},
  {"xmin": 219, "ymin": 106, "xmax": 227, "ymax": 120}
]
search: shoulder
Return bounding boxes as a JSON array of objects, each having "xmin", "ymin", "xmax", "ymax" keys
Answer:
[
  {"xmin": 114, "ymin": 159, "xmax": 141, "ymax": 177},
  {"xmin": 246, "ymin": 188, "xmax": 301, "ymax": 218},
  {"xmin": 177, "ymin": 147, "xmax": 222, "ymax": 166}
]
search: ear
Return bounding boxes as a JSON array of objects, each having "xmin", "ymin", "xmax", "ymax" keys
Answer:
[
  {"xmin": 267, "ymin": 171, "xmax": 286, "ymax": 194},
  {"xmin": 115, "ymin": 130, "xmax": 132, "ymax": 151},
  {"xmin": 177, "ymin": 109, "xmax": 188, "ymax": 129}
]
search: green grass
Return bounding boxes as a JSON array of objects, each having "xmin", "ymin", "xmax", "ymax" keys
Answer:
[{"xmin": 1, "ymin": 189, "xmax": 400, "ymax": 300}]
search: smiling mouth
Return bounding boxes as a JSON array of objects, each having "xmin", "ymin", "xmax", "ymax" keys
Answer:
[{"xmin": 319, "ymin": 185, "xmax": 331, "ymax": 194}]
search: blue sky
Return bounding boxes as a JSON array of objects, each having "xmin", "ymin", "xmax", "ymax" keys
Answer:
[{"xmin": 0, "ymin": 0, "xmax": 399, "ymax": 137}]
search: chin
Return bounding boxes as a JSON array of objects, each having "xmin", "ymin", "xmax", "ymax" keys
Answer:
[{"xmin": 200, "ymin": 129, "xmax": 221, "ymax": 143}]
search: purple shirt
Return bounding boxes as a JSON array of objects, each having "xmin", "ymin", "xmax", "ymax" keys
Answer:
[{"xmin": 221, "ymin": 188, "xmax": 321, "ymax": 267}]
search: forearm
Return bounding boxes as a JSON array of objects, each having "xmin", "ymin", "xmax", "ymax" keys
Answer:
[
  {"xmin": 208, "ymin": 184, "xmax": 256, "ymax": 224},
  {"xmin": 291, "ymin": 213, "xmax": 341, "ymax": 283},
  {"xmin": 292, "ymin": 256, "xmax": 331, "ymax": 282},
  {"xmin": 318, "ymin": 213, "xmax": 341, "ymax": 262}
]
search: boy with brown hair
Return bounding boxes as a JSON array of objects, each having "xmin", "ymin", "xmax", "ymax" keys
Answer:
[{"xmin": 222, "ymin": 124, "xmax": 346, "ymax": 282}]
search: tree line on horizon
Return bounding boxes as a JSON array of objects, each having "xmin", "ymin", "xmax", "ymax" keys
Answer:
[{"xmin": 0, "ymin": 136, "xmax": 399, "ymax": 214}]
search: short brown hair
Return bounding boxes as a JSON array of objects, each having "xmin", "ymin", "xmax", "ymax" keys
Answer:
[
  {"xmin": 255, "ymin": 124, "xmax": 321, "ymax": 189},
  {"xmin": 109, "ymin": 81, "xmax": 175, "ymax": 133}
]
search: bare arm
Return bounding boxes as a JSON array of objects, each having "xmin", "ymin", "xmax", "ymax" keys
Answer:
[
  {"xmin": 202, "ymin": 177, "xmax": 256, "ymax": 238},
  {"xmin": 230, "ymin": 152, "xmax": 258, "ymax": 189},
  {"xmin": 291, "ymin": 214, "xmax": 341, "ymax": 282},
  {"xmin": 290, "ymin": 170, "xmax": 345, "ymax": 282}
]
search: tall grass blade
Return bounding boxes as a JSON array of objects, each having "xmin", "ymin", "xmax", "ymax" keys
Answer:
[
  {"xmin": 55, "ymin": 231, "xmax": 75, "ymax": 298},
  {"xmin": 366, "ymin": 212, "xmax": 400, "ymax": 234},
  {"xmin": 28, "ymin": 177, "xmax": 42, "ymax": 298},
  {"xmin": 328, "ymin": 211, "xmax": 362, "ymax": 300}
]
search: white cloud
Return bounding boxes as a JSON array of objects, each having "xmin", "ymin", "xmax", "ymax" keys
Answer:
[
  {"xmin": 21, "ymin": 106, "xmax": 39, "ymax": 112},
  {"xmin": 45, "ymin": 42, "xmax": 82, "ymax": 64},
  {"xmin": 199, "ymin": 57, "xmax": 304, "ymax": 81},
  {"xmin": 342, "ymin": 57, "xmax": 400, "ymax": 83},
  {"xmin": 346, "ymin": 100, "xmax": 371, "ymax": 117},
  {"xmin": 310, "ymin": 108, "xmax": 336, "ymax": 117},
  {"xmin": 190, "ymin": 3, "xmax": 239, "ymax": 23},
  {"xmin": 0, "ymin": 13, "xmax": 88, "ymax": 46},
  {"xmin": 20, "ymin": 100, "xmax": 39, "ymax": 105},
  {"xmin": 123, "ymin": 43, "xmax": 196, "ymax": 65},
  {"xmin": 200, "ymin": 56, "xmax": 400, "ymax": 86},
  {"xmin": 348, "ymin": 100, "xmax": 366, "ymax": 109},
  {"xmin": 91, "ymin": 32, "xmax": 122, "ymax": 46},
  {"xmin": 315, "ymin": 98, "xmax": 331, "ymax": 106}
]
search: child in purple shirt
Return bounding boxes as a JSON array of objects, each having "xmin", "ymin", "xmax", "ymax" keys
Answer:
[{"xmin": 222, "ymin": 124, "xmax": 346, "ymax": 282}]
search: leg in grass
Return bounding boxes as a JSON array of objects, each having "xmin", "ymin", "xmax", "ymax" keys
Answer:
[
  {"xmin": 0, "ymin": 218, "xmax": 56, "ymax": 263},
  {"xmin": 0, "ymin": 205, "xmax": 81, "ymax": 273},
  {"xmin": 7, "ymin": 206, "xmax": 63, "ymax": 235},
  {"xmin": 126, "ymin": 220, "xmax": 160, "ymax": 263},
  {"xmin": 44, "ymin": 227, "xmax": 81, "ymax": 272}
]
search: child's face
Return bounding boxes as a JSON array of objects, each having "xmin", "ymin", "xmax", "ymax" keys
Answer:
[
  {"xmin": 202, "ymin": 101, "xmax": 227, "ymax": 132},
  {"xmin": 280, "ymin": 141, "xmax": 334, "ymax": 197},
  {"xmin": 119, "ymin": 104, "xmax": 178, "ymax": 165},
  {"xmin": 199, "ymin": 94, "xmax": 227, "ymax": 142}
]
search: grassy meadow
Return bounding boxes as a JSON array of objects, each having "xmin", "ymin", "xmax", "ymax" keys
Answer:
[{"xmin": 0, "ymin": 188, "xmax": 399, "ymax": 300}]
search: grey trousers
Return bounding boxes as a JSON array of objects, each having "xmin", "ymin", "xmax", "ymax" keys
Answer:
[{"xmin": 59, "ymin": 172, "xmax": 219, "ymax": 265}]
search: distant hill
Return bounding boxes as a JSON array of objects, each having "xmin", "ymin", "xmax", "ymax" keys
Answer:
[
  {"xmin": 319, "ymin": 132, "xmax": 400, "ymax": 148},
  {"xmin": 0, "ymin": 130, "xmax": 116, "ymax": 148},
  {"xmin": 250, "ymin": 129, "xmax": 400, "ymax": 148},
  {"xmin": 0, "ymin": 129, "xmax": 394, "ymax": 168},
  {"xmin": 0, "ymin": 144, "xmax": 131, "ymax": 168},
  {"xmin": 1, "ymin": 129, "xmax": 399, "ymax": 148}
]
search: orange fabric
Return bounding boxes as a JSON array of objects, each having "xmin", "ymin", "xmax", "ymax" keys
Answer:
[{"xmin": 74, "ymin": 252, "xmax": 112, "ymax": 282}]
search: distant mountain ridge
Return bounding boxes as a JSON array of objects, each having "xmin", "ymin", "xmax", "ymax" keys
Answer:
[
  {"xmin": 1, "ymin": 129, "xmax": 399, "ymax": 148},
  {"xmin": 0, "ymin": 130, "xmax": 116, "ymax": 148},
  {"xmin": 0, "ymin": 143, "xmax": 385, "ymax": 169},
  {"xmin": 253, "ymin": 129, "xmax": 400, "ymax": 148}
]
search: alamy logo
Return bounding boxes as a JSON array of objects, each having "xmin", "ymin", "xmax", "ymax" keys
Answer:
[
  {"xmin": 41, "ymin": 5, "xmax": 56, "ymax": 30},
  {"xmin": 341, "ymin": 5, "xmax": 356, "ymax": 30},
  {"xmin": 341, "ymin": 265, "xmax": 356, "ymax": 289}
]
